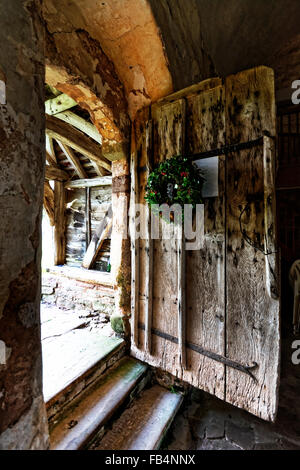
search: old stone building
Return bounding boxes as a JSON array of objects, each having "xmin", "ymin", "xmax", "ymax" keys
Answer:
[{"xmin": 0, "ymin": 0, "xmax": 300, "ymax": 451}]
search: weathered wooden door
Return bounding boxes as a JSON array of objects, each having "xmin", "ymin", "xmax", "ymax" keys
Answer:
[{"xmin": 130, "ymin": 67, "xmax": 280, "ymax": 422}]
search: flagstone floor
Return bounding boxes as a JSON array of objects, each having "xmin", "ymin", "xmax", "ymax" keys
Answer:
[{"xmin": 41, "ymin": 303, "xmax": 122, "ymax": 402}]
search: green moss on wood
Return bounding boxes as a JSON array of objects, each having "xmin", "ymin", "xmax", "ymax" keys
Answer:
[
  {"xmin": 116, "ymin": 267, "xmax": 131, "ymax": 311},
  {"xmin": 111, "ymin": 315, "xmax": 125, "ymax": 334}
]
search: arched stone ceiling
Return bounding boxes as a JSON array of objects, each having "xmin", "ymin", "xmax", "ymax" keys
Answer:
[
  {"xmin": 44, "ymin": 0, "xmax": 300, "ymax": 149},
  {"xmin": 43, "ymin": 0, "xmax": 173, "ymax": 121}
]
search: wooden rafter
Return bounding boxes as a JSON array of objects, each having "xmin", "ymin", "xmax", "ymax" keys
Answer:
[
  {"xmin": 90, "ymin": 160, "xmax": 106, "ymax": 177},
  {"xmin": 56, "ymin": 140, "xmax": 87, "ymax": 179},
  {"xmin": 45, "ymin": 165, "xmax": 69, "ymax": 182},
  {"xmin": 54, "ymin": 181, "xmax": 65, "ymax": 265},
  {"xmin": 54, "ymin": 110, "xmax": 102, "ymax": 145},
  {"xmin": 45, "ymin": 93, "xmax": 77, "ymax": 115},
  {"xmin": 64, "ymin": 176, "xmax": 112, "ymax": 189},
  {"xmin": 46, "ymin": 115, "xmax": 111, "ymax": 173},
  {"xmin": 46, "ymin": 135, "xmax": 58, "ymax": 167},
  {"xmin": 43, "ymin": 181, "xmax": 54, "ymax": 226}
]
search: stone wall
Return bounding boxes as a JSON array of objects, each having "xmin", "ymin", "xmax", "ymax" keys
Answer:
[
  {"xmin": 163, "ymin": 337, "xmax": 300, "ymax": 450},
  {"xmin": 0, "ymin": 0, "xmax": 49, "ymax": 450},
  {"xmin": 42, "ymin": 270, "xmax": 115, "ymax": 320}
]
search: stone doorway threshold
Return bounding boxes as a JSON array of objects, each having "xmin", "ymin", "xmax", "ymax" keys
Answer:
[{"xmin": 41, "ymin": 303, "xmax": 124, "ymax": 403}]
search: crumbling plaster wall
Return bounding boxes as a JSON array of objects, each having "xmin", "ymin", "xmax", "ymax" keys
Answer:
[
  {"xmin": 149, "ymin": 0, "xmax": 216, "ymax": 91},
  {"xmin": 44, "ymin": 0, "xmax": 300, "ymax": 125},
  {"xmin": 0, "ymin": 0, "xmax": 49, "ymax": 450},
  {"xmin": 151, "ymin": 0, "xmax": 300, "ymax": 92},
  {"xmin": 43, "ymin": 0, "xmax": 173, "ymax": 120}
]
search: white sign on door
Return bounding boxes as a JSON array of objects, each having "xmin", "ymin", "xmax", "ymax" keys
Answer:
[{"xmin": 194, "ymin": 156, "xmax": 219, "ymax": 198}]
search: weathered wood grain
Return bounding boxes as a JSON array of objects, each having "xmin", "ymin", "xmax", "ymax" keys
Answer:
[
  {"xmin": 133, "ymin": 108, "xmax": 151, "ymax": 352},
  {"xmin": 130, "ymin": 122, "xmax": 140, "ymax": 347},
  {"xmin": 45, "ymin": 93, "xmax": 77, "ymax": 115},
  {"xmin": 152, "ymin": 100, "xmax": 186, "ymax": 165},
  {"xmin": 46, "ymin": 115, "xmax": 111, "ymax": 172},
  {"xmin": 54, "ymin": 110, "xmax": 102, "ymax": 145},
  {"xmin": 132, "ymin": 100, "xmax": 186, "ymax": 375},
  {"xmin": 45, "ymin": 165, "xmax": 69, "ymax": 182},
  {"xmin": 131, "ymin": 71, "xmax": 279, "ymax": 421},
  {"xmin": 143, "ymin": 119, "xmax": 153, "ymax": 354},
  {"xmin": 46, "ymin": 135, "xmax": 57, "ymax": 167},
  {"xmin": 177, "ymin": 222, "xmax": 186, "ymax": 368},
  {"xmin": 57, "ymin": 141, "xmax": 87, "ymax": 179},
  {"xmin": 54, "ymin": 181, "xmax": 66, "ymax": 265},
  {"xmin": 225, "ymin": 66, "xmax": 280, "ymax": 421},
  {"xmin": 44, "ymin": 181, "xmax": 55, "ymax": 226},
  {"xmin": 156, "ymin": 77, "xmax": 222, "ymax": 105},
  {"xmin": 132, "ymin": 82, "xmax": 227, "ymax": 389},
  {"xmin": 185, "ymin": 84, "xmax": 226, "ymax": 398},
  {"xmin": 64, "ymin": 177, "xmax": 112, "ymax": 189}
]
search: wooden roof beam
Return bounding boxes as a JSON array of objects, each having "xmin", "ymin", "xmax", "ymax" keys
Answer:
[
  {"xmin": 64, "ymin": 176, "xmax": 112, "ymax": 189},
  {"xmin": 46, "ymin": 115, "xmax": 111, "ymax": 173},
  {"xmin": 56, "ymin": 140, "xmax": 87, "ymax": 179},
  {"xmin": 54, "ymin": 110, "xmax": 102, "ymax": 145},
  {"xmin": 45, "ymin": 93, "xmax": 77, "ymax": 115},
  {"xmin": 45, "ymin": 165, "xmax": 69, "ymax": 182},
  {"xmin": 46, "ymin": 135, "xmax": 58, "ymax": 167}
]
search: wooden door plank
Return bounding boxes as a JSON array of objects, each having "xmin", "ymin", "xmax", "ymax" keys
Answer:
[
  {"xmin": 130, "ymin": 122, "xmax": 140, "ymax": 347},
  {"xmin": 185, "ymin": 84, "xmax": 226, "ymax": 398},
  {"xmin": 152, "ymin": 99, "xmax": 186, "ymax": 374},
  {"xmin": 263, "ymin": 136, "xmax": 278, "ymax": 300},
  {"xmin": 144, "ymin": 120, "xmax": 153, "ymax": 355},
  {"xmin": 130, "ymin": 108, "xmax": 152, "ymax": 353},
  {"xmin": 132, "ymin": 99, "xmax": 186, "ymax": 376},
  {"xmin": 177, "ymin": 223, "xmax": 186, "ymax": 368},
  {"xmin": 225, "ymin": 66, "xmax": 280, "ymax": 421},
  {"xmin": 156, "ymin": 77, "xmax": 222, "ymax": 105}
]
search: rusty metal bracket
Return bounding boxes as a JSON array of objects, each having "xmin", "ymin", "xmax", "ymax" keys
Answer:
[
  {"xmin": 138, "ymin": 323, "xmax": 258, "ymax": 381},
  {"xmin": 188, "ymin": 135, "xmax": 266, "ymax": 161}
]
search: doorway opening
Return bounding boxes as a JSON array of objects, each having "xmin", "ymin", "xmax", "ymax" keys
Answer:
[
  {"xmin": 41, "ymin": 86, "xmax": 123, "ymax": 404},
  {"xmin": 276, "ymin": 102, "xmax": 300, "ymax": 338}
]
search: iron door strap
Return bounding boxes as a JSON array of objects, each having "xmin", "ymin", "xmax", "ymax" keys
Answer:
[
  {"xmin": 138, "ymin": 323, "xmax": 258, "ymax": 381},
  {"xmin": 188, "ymin": 135, "xmax": 273, "ymax": 161}
]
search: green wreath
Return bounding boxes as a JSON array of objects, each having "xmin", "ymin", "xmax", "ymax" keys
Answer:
[{"xmin": 145, "ymin": 155, "xmax": 205, "ymax": 220}]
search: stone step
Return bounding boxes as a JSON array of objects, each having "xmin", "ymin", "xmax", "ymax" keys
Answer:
[
  {"xmin": 46, "ymin": 337, "xmax": 126, "ymax": 421},
  {"xmin": 92, "ymin": 385, "xmax": 183, "ymax": 450},
  {"xmin": 50, "ymin": 357, "xmax": 148, "ymax": 450}
]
